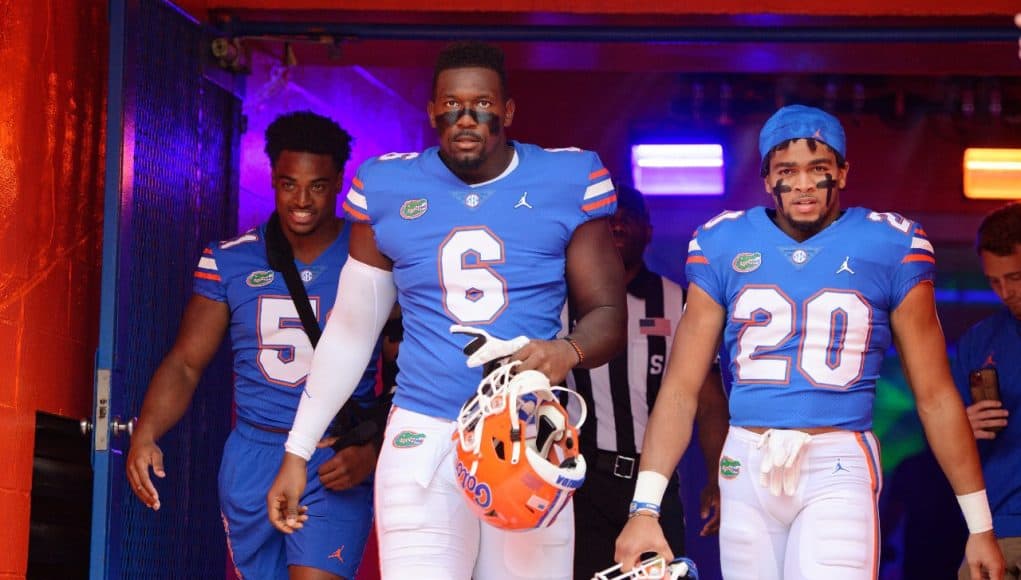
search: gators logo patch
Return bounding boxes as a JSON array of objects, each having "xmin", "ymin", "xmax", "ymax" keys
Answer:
[
  {"xmin": 720, "ymin": 455, "xmax": 741, "ymax": 479},
  {"xmin": 392, "ymin": 430, "xmax": 426, "ymax": 448},
  {"xmin": 400, "ymin": 199, "xmax": 428, "ymax": 220},
  {"xmin": 732, "ymin": 252, "xmax": 762, "ymax": 273},
  {"xmin": 246, "ymin": 270, "xmax": 274, "ymax": 287}
]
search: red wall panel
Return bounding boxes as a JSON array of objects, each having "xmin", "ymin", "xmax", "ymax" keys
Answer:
[{"xmin": 0, "ymin": 0, "xmax": 107, "ymax": 576}]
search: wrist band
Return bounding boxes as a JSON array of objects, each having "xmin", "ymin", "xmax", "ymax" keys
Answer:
[
  {"xmin": 562, "ymin": 336, "xmax": 584, "ymax": 365},
  {"xmin": 628, "ymin": 501, "xmax": 661, "ymax": 519},
  {"xmin": 957, "ymin": 489, "xmax": 994, "ymax": 534},
  {"xmin": 633, "ymin": 470, "xmax": 669, "ymax": 505}
]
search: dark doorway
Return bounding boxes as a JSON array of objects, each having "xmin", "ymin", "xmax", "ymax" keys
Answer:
[{"xmin": 29, "ymin": 412, "xmax": 93, "ymax": 579}]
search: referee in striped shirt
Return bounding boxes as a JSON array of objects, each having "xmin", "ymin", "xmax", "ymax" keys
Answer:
[{"xmin": 566, "ymin": 185, "xmax": 729, "ymax": 579}]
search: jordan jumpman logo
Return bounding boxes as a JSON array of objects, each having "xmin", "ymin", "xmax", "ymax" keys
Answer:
[
  {"xmin": 836, "ymin": 256, "xmax": 855, "ymax": 275},
  {"xmin": 515, "ymin": 191, "xmax": 533, "ymax": 209}
]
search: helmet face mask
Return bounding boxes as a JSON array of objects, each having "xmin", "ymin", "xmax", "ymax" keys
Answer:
[
  {"xmin": 593, "ymin": 556, "xmax": 700, "ymax": 580},
  {"xmin": 453, "ymin": 361, "xmax": 587, "ymax": 531}
]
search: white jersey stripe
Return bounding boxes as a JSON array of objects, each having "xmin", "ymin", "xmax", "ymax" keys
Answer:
[
  {"xmin": 583, "ymin": 178, "xmax": 614, "ymax": 200},
  {"xmin": 346, "ymin": 189, "xmax": 368, "ymax": 210},
  {"xmin": 910, "ymin": 236, "xmax": 935, "ymax": 254},
  {"xmin": 198, "ymin": 256, "xmax": 218, "ymax": 271}
]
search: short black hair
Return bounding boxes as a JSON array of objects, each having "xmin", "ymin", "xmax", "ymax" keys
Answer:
[
  {"xmin": 615, "ymin": 184, "xmax": 650, "ymax": 225},
  {"xmin": 264, "ymin": 111, "xmax": 352, "ymax": 174},
  {"xmin": 759, "ymin": 138, "xmax": 847, "ymax": 178},
  {"xmin": 977, "ymin": 202, "xmax": 1021, "ymax": 256},
  {"xmin": 432, "ymin": 41, "xmax": 508, "ymax": 98}
]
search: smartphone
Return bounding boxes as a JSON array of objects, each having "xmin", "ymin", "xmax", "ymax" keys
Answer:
[{"xmin": 969, "ymin": 368, "xmax": 1004, "ymax": 433}]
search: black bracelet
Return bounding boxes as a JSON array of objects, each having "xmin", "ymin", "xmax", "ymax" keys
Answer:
[{"xmin": 562, "ymin": 336, "xmax": 584, "ymax": 364}]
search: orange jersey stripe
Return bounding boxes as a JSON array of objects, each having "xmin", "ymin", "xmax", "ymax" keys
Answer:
[
  {"xmin": 588, "ymin": 168, "xmax": 609, "ymax": 181},
  {"xmin": 855, "ymin": 434, "xmax": 881, "ymax": 580},
  {"xmin": 902, "ymin": 254, "xmax": 935, "ymax": 264},
  {"xmin": 581, "ymin": 194, "xmax": 616, "ymax": 212},
  {"xmin": 194, "ymin": 271, "xmax": 221, "ymax": 282},
  {"xmin": 855, "ymin": 434, "xmax": 880, "ymax": 493},
  {"xmin": 352, "ymin": 177, "xmax": 364, "ymax": 189},
  {"xmin": 343, "ymin": 201, "xmax": 370, "ymax": 222},
  {"xmin": 686, "ymin": 256, "xmax": 709, "ymax": 265},
  {"xmin": 915, "ymin": 227, "xmax": 928, "ymax": 237},
  {"xmin": 203, "ymin": 247, "xmax": 213, "ymax": 255}
]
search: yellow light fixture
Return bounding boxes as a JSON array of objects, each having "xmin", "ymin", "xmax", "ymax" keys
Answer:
[{"xmin": 963, "ymin": 148, "xmax": 1021, "ymax": 200}]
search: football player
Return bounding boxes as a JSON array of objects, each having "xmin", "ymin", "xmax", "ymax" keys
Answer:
[
  {"xmin": 613, "ymin": 105, "xmax": 1005, "ymax": 579},
  {"xmin": 126, "ymin": 111, "xmax": 382, "ymax": 580},
  {"xmin": 267, "ymin": 41, "xmax": 627, "ymax": 579}
]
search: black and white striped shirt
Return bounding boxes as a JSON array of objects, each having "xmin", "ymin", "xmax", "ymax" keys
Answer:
[{"xmin": 566, "ymin": 266, "xmax": 685, "ymax": 456}]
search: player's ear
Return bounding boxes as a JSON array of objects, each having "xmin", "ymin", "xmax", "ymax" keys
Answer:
[
  {"xmin": 838, "ymin": 161, "xmax": 850, "ymax": 189},
  {"xmin": 333, "ymin": 171, "xmax": 344, "ymax": 194},
  {"xmin": 427, "ymin": 101, "xmax": 437, "ymax": 129},
  {"xmin": 504, "ymin": 98, "xmax": 515, "ymax": 127}
]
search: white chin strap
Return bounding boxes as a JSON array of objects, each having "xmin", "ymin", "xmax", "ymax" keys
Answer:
[{"xmin": 550, "ymin": 385, "xmax": 587, "ymax": 429}]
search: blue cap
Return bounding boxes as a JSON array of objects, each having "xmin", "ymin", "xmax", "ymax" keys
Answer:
[{"xmin": 758, "ymin": 104, "xmax": 846, "ymax": 161}]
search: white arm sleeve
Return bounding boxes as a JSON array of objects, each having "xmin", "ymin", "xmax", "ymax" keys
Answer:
[{"xmin": 284, "ymin": 257, "xmax": 396, "ymax": 460}]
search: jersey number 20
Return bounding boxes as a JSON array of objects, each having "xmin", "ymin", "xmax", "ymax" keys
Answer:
[{"xmin": 733, "ymin": 286, "xmax": 870, "ymax": 389}]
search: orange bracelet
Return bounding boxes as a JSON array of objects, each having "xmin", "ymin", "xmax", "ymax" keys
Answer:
[{"xmin": 562, "ymin": 336, "xmax": 584, "ymax": 365}]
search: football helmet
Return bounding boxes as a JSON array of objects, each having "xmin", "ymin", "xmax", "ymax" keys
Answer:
[
  {"xmin": 593, "ymin": 556, "xmax": 699, "ymax": 580},
  {"xmin": 453, "ymin": 360, "xmax": 587, "ymax": 531}
]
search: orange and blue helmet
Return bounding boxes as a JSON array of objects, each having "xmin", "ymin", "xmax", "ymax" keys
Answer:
[{"xmin": 453, "ymin": 361, "xmax": 587, "ymax": 531}]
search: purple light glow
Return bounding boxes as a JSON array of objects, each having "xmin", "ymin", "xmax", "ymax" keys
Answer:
[
  {"xmin": 239, "ymin": 51, "xmax": 432, "ymax": 233},
  {"xmin": 631, "ymin": 144, "xmax": 725, "ymax": 196}
]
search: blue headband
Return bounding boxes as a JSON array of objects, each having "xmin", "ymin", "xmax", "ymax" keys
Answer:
[{"xmin": 759, "ymin": 104, "xmax": 846, "ymax": 161}]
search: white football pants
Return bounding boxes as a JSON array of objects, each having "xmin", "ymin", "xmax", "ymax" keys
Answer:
[
  {"xmin": 719, "ymin": 426, "xmax": 883, "ymax": 580},
  {"xmin": 374, "ymin": 407, "xmax": 574, "ymax": 580}
]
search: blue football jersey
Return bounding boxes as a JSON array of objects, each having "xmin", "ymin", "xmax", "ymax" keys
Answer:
[
  {"xmin": 343, "ymin": 141, "xmax": 617, "ymax": 419},
  {"xmin": 686, "ymin": 207, "xmax": 936, "ymax": 430},
  {"xmin": 192, "ymin": 222, "xmax": 379, "ymax": 430}
]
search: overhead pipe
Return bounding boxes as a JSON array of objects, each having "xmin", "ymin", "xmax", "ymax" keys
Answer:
[{"xmin": 214, "ymin": 21, "xmax": 1020, "ymax": 44}]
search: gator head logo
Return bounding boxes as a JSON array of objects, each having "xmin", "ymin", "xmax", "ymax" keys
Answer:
[
  {"xmin": 392, "ymin": 430, "xmax": 427, "ymax": 448},
  {"xmin": 720, "ymin": 455, "xmax": 741, "ymax": 480},
  {"xmin": 400, "ymin": 198, "xmax": 428, "ymax": 220},
  {"xmin": 732, "ymin": 252, "xmax": 762, "ymax": 273},
  {"xmin": 246, "ymin": 270, "xmax": 274, "ymax": 287}
]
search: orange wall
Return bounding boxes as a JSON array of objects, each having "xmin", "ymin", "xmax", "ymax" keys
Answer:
[
  {"xmin": 177, "ymin": 0, "xmax": 1020, "ymax": 18},
  {"xmin": 0, "ymin": 0, "xmax": 107, "ymax": 576}
]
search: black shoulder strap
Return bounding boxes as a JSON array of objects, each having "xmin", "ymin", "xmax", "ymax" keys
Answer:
[
  {"xmin": 265, "ymin": 212, "xmax": 322, "ymax": 347},
  {"xmin": 266, "ymin": 213, "xmax": 388, "ymax": 450}
]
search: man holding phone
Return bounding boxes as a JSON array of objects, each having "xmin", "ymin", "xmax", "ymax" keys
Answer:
[{"xmin": 952, "ymin": 201, "xmax": 1021, "ymax": 579}]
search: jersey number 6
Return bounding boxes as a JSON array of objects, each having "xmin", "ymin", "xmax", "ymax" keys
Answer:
[{"xmin": 439, "ymin": 227, "xmax": 509, "ymax": 324}]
